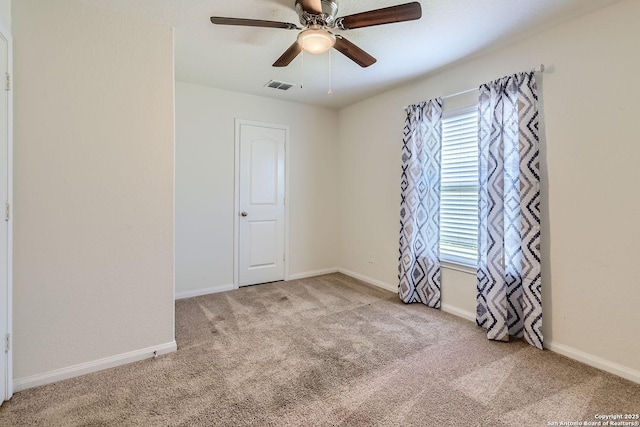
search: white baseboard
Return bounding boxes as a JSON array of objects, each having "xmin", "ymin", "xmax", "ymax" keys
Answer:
[
  {"xmin": 338, "ymin": 268, "xmax": 640, "ymax": 385},
  {"xmin": 176, "ymin": 270, "xmax": 344, "ymax": 299},
  {"xmin": 545, "ymin": 341, "xmax": 640, "ymax": 385},
  {"xmin": 337, "ymin": 268, "xmax": 397, "ymax": 293},
  {"xmin": 441, "ymin": 303, "xmax": 476, "ymax": 322},
  {"xmin": 175, "ymin": 284, "xmax": 235, "ymax": 300},
  {"xmin": 288, "ymin": 268, "xmax": 339, "ymax": 281},
  {"xmin": 337, "ymin": 269, "xmax": 477, "ymax": 324},
  {"xmin": 14, "ymin": 341, "xmax": 177, "ymax": 392}
]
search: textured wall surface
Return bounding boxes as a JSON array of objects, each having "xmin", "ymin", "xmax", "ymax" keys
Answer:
[{"xmin": 13, "ymin": 0, "xmax": 175, "ymax": 379}]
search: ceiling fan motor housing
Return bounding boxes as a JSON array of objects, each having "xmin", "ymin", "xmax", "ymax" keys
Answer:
[{"xmin": 295, "ymin": 0, "xmax": 339, "ymax": 27}]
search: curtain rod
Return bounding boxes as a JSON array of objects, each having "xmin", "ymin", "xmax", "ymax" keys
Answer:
[{"xmin": 403, "ymin": 64, "xmax": 546, "ymax": 110}]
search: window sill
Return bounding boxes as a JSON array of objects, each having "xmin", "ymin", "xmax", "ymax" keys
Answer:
[{"xmin": 441, "ymin": 260, "xmax": 476, "ymax": 275}]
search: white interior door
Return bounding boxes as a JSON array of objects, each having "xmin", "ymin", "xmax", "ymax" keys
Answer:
[
  {"xmin": 0, "ymin": 25, "xmax": 11, "ymax": 404},
  {"xmin": 237, "ymin": 122, "xmax": 286, "ymax": 287}
]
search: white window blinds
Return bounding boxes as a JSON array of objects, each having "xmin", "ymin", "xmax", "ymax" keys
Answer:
[{"xmin": 440, "ymin": 107, "xmax": 479, "ymax": 267}]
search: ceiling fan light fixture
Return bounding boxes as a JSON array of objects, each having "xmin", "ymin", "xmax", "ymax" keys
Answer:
[{"xmin": 297, "ymin": 28, "xmax": 336, "ymax": 54}]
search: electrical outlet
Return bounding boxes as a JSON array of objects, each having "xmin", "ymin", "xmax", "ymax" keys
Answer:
[{"xmin": 368, "ymin": 252, "xmax": 374, "ymax": 264}]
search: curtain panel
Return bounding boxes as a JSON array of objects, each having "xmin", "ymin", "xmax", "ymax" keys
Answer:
[
  {"xmin": 476, "ymin": 71, "xmax": 543, "ymax": 349},
  {"xmin": 399, "ymin": 99, "xmax": 443, "ymax": 308}
]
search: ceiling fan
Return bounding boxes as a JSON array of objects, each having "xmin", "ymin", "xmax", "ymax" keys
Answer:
[{"xmin": 210, "ymin": 0, "xmax": 422, "ymax": 68}]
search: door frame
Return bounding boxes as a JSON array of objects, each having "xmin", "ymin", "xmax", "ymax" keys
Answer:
[
  {"xmin": 0, "ymin": 22, "xmax": 13, "ymax": 402},
  {"xmin": 233, "ymin": 119, "xmax": 290, "ymax": 289}
]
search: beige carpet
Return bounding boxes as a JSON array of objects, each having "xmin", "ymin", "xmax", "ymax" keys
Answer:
[{"xmin": 1, "ymin": 273, "xmax": 639, "ymax": 426}]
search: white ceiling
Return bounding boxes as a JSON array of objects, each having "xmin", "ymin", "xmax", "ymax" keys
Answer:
[{"xmin": 81, "ymin": 0, "xmax": 620, "ymax": 109}]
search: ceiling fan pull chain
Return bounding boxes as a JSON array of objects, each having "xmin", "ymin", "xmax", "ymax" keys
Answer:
[
  {"xmin": 328, "ymin": 49, "xmax": 332, "ymax": 95},
  {"xmin": 301, "ymin": 47, "xmax": 304, "ymax": 89}
]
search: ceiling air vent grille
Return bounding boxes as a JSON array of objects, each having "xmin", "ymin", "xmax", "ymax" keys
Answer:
[{"xmin": 265, "ymin": 80, "xmax": 295, "ymax": 91}]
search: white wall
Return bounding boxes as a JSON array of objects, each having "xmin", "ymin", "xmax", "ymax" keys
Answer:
[
  {"xmin": 175, "ymin": 82, "xmax": 339, "ymax": 297},
  {"xmin": 338, "ymin": 0, "xmax": 640, "ymax": 377},
  {"xmin": 13, "ymin": 0, "xmax": 175, "ymax": 382},
  {"xmin": 9, "ymin": 0, "xmax": 638, "ymax": 391},
  {"xmin": 0, "ymin": 0, "xmax": 9, "ymax": 31}
]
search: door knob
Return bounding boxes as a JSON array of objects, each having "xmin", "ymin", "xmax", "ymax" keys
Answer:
[{"xmin": 240, "ymin": 211, "xmax": 248, "ymax": 217}]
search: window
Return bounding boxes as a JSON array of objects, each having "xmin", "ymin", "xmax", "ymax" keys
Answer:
[{"xmin": 440, "ymin": 106, "xmax": 479, "ymax": 267}]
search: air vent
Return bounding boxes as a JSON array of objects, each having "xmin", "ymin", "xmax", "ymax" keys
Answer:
[{"xmin": 265, "ymin": 80, "xmax": 295, "ymax": 91}]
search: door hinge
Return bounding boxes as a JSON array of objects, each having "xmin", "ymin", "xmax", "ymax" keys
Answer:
[
  {"xmin": 283, "ymin": 253, "xmax": 286, "ymax": 262},
  {"xmin": 5, "ymin": 334, "xmax": 10, "ymax": 353},
  {"xmin": 5, "ymin": 203, "xmax": 9, "ymax": 222},
  {"xmin": 5, "ymin": 73, "xmax": 10, "ymax": 91}
]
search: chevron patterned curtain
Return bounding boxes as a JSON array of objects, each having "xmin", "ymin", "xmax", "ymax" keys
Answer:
[
  {"xmin": 399, "ymin": 99, "xmax": 443, "ymax": 308},
  {"xmin": 476, "ymin": 72, "xmax": 543, "ymax": 349}
]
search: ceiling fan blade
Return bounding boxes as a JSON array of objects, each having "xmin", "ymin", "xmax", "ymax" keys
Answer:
[
  {"xmin": 299, "ymin": 0, "xmax": 323, "ymax": 14},
  {"xmin": 273, "ymin": 42, "xmax": 303, "ymax": 67},
  {"xmin": 338, "ymin": 2, "xmax": 422, "ymax": 30},
  {"xmin": 210, "ymin": 16, "xmax": 298, "ymax": 30},
  {"xmin": 333, "ymin": 36, "xmax": 376, "ymax": 68}
]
